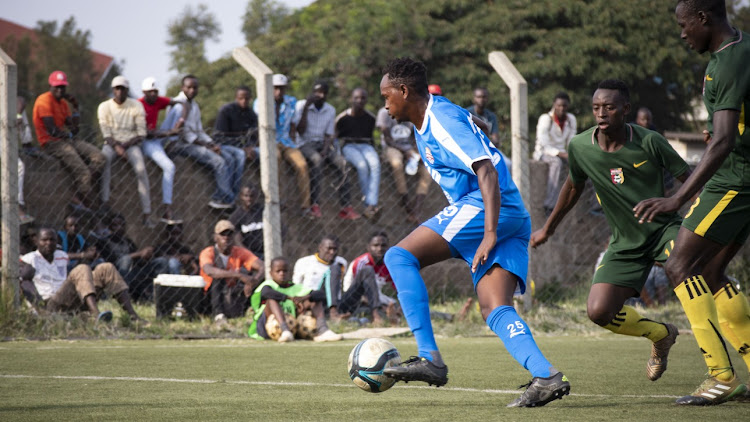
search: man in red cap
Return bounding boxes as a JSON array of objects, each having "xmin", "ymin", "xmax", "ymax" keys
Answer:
[{"xmin": 32, "ymin": 70, "xmax": 106, "ymax": 210}]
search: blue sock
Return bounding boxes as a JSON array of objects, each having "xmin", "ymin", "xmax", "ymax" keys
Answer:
[
  {"xmin": 487, "ymin": 305, "xmax": 552, "ymax": 378},
  {"xmin": 384, "ymin": 246, "xmax": 438, "ymax": 360}
]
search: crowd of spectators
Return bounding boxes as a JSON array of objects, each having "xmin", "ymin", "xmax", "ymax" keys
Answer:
[{"xmin": 9, "ymin": 69, "xmax": 521, "ymax": 337}]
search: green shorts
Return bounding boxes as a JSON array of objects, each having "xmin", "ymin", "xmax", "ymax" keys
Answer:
[
  {"xmin": 682, "ymin": 184, "xmax": 750, "ymax": 245},
  {"xmin": 593, "ymin": 222, "xmax": 679, "ymax": 291}
]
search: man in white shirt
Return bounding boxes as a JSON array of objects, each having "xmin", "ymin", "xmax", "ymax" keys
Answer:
[
  {"xmin": 20, "ymin": 228, "xmax": 143, "ymax": 322},
  {"xmin": 161, "ymin": 75, "xmax": 236, "ymax": 209},
  {"xmin": 533, "ymin": 92, "xmax": 577, "ymax": 215},
  {"xmin": 292, "ymin": 234, "xmax": 349, "ymax": 320}
]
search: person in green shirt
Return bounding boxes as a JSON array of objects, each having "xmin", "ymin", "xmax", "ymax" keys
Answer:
[
  {"xmin": 248, "ymin": 257, "xmax": 342, "ymax": 342},
  {"xmin": 531, "ymin": 79, "xmax": 689, "ymax": 385},
  {"xmin": 634, "ymin": 0, "xmax": 750, "ymax": 405}
]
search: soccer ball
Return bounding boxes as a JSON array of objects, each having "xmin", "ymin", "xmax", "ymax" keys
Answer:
[
  {"xmin": 348, "ymin": 338, "xmax": 401, "ymax": 393},
  {"xmin": 296, "ymin": 311, "xmax": 318, "ymax": 340},
  {"xmin": 265, "ymin": 313, "xmax": 298, "ymax": 340}
]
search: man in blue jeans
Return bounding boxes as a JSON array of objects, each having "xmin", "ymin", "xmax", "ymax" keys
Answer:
[
  {"xmin": 161, "ymin": 75, "xmax": 239, "ymax": 209},
  {"xmin": 336, "ymin": 87, "xmax": 381, "ymax": 219}
]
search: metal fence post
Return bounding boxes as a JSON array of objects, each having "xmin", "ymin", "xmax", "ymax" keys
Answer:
[
  {"xmin": 0, "ymin": 47, "xmax": 20, "ymax": 309},
  {"xmin": 232, "ymin": 47, "xmax": 281, "ymax": 276},
  {"xmin": 488, "ymin": 51, "xmax": 532, "ymax": 311}
]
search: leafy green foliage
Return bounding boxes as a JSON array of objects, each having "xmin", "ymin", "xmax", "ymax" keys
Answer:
[{"xmin": 166, "ymin": 4, "xmax": 222, "ymax": 74}]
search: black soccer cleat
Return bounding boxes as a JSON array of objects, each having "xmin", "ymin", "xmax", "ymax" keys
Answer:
[
  {"xmin": 507, "ymin": 372, "xmax": 571, "ymax": 408},
  {"xmin": 383, "ymin": 351, "xmax": 448, "ymax": 387}
]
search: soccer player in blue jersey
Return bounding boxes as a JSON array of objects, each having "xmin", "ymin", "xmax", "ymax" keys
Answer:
[{"xmin": 379, "ymin": 58, "xmax": 570, "ymax": 408}]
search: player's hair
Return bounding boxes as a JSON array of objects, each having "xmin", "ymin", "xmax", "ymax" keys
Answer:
[
  {"xmin": 320, "ymin": 234, "xmax": 339, "ymax": 244},
  {"xmin": 383, "ymin": 57, "xmax": 429, "ymax": 98},
  {"xmin": 181, "ymin": 74, "xmax": 198, "ymax": 85},
  {"xmin": 637, "ymin": 106, "xmax": 652, "ymax": 116},
  {"xmin": 677, "ymin": 0, "xmax": 727, "ymax": 19},
  {"xmin": 236, "ymin": 85, "xmax": 251, "ymax": 95},
  {"xmin": 270, "ymin": 256, "xmax": 288, "ymax": 267},
  {"xmin": 554, "ymin": 92, "xmax": 571, "ymax": 103},
  {"xmin": 596, "ymin": 79, "xmax": 630, "ymax": 102},
  {"xmin": 370, "ymin": 231, "xmax": 389, "ymax": 242}
]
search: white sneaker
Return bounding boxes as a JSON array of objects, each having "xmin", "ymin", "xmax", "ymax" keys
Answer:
[
  {"xmin": 313, "ymin": 329, "xmax": 343, "ymax": 342},
  {"xmin": 208, "ymin": 200, "xmax": 233, "ymax": 209},
  {"xmin": 278, "ymin": 330, "xmax": 295, "ymax": 343}
]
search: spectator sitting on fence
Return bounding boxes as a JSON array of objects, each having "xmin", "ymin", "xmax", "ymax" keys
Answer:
[
  {"xmin": 336, "ymin": 87, "xmax": 381, "ymax": 220},
  {"xmin": 32, "ymin": 70, "xmax": 106, "ymax": 211},
  {"xmin": 341, "ymin": 231, "xmax": 399, "ymax": 325},
  {"xmin": 16, "ymin": 95, "xmax": 34, "ymax": 224},
  {"xmin": 292, "ymin": 234, "xmax": 349, "ymax": 320},
  {"xmin": 376, "ymin": 106, "xmax": 431, "ymax": 224},
  {"xmin": 254, "ymin": 74, "xmax": 313, "ymax": 218},
  {"xmin": 99, "ymin": 213, "xmax": 166, "ymax": 302},
  {"xmin": 465, "ymin": 87, "xmax": 501, "ymax": 147},
  {"xmin": 249, "ymin": 257, "xmax": 343, "ymax": 342},
  {"xmin": 153, "ymin": 222, "xmax": 198, "ymax": 275},
  {"xmin": 215, "ymin": 85, "xmax": 259, "ymax": 161},
  {"xmin": 533, "ymin": 92, "xmax": 577, "ymax": 216},
  {"xmin": 136, "ymin": 77, "xmax": 183, "ymax": 224},
  {"xmin": 98, "ymin": 76, "xmax": 159, "ymax": 228},
  {"xmin": 295, "ymin": 81, "xmax": 359, "ymax": 220},
  {"xmin": 199, "ymin": 220, "xmax": 264, "ymax": 324},
  {"xmin": 229, "ymin": 184, "xmax": 264, "ymax": 259},
  {"xmin": 58, "ymin": 215, "xmax": 101, "ymax": 272},
  {"xmin": 20, "ymin": 227, "xmax": 144, "ymax": 322},
  {"xmin": 160, "ymin": 75, "xmax": 236, "ymax": 209}
]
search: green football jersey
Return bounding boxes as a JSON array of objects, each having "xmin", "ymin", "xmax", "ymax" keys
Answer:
[
  {"xmin": 703, "ymin": 29, "xmax": 750, "ymax": 188},
  {"xmin": 568, "ymin": 124, "xmax": 689, "ymax": 253}
]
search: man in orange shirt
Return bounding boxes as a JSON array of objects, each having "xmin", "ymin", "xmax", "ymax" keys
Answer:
[
  {"xmin": 32, "ymin": 70, "xmax": 106, "ymax": 210},
  {"xmin": 199, "ymin": 220, "xmax": 265, "ymax": 323}
]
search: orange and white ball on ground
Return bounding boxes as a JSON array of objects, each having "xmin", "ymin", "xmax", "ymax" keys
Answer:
[
  {"xmin": 265, "ymin": 313, "xmax": 298, "ymax": 340},
  {"xmin": 296, "ymin": 312, "xmax": 318, "ymax": 340},
  {"xmin": 347, "ymin": 338, "xmax": 402, "ymax": 393}
]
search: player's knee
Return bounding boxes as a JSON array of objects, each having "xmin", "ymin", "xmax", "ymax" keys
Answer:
[
  {"xmin": 586, "ymin": 302, "xmax": 615, "ymax": 327},
  {"xmin": 664, "ymin": 258, "xmax": 692, "ymax": 285},
  {"xmin": 384, "ymin": 246, "xmax": 418, "ymax": 269}
]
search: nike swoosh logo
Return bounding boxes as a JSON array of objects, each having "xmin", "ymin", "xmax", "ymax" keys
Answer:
[
  {"xmin": 706, "ymin": 74, "xmax": 713, "ymax": 81},
  {"xmin": 633, "ymin": 160, "xmax": 648, "ymax": 168}
]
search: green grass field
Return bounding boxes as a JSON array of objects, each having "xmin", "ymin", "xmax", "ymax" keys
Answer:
[{"xmin": 0, "ymin": 334, "xmax": 747, "ymax": 421}]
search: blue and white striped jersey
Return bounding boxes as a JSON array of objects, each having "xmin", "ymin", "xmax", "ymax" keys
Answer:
[{"xmin": 414, "ymin": 95, "xmax": 528, "ymax": 218}]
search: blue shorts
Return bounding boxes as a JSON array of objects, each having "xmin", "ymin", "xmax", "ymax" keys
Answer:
[{"xmin": 421, "ymin": 200, "xmax": 531, "ymax": 293}]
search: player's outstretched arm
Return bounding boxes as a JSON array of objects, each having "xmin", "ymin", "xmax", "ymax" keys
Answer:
[
  {"xmin": 530, "ymin": 176, "xmax": 584, "ymax": 248},
  {"xmin": 471, "ymin": 159, "xmax": 500, "ymax": 272},
  {"xmin": 633, "ymin": 109, "xmax": 739, "ymax": 223}
]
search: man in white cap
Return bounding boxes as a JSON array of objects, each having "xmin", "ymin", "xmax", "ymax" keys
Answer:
[
  {"xmin": 254, "ymin": 74, "xmax": 314, "ymax": 217},
  {"xmin": 98, "ymin": 75, "xmax": 160, "ymax": 226},
  {"xmin": 137, "ymin": 77, "xmax": 183, "ymax": 223}
]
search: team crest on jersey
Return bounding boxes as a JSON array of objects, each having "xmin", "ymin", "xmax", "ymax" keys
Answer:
[
  {"xmin": 610, "ymin": 168, "xmax": 624, "ymax": 184},
  {"xmin": 424, "ymin": 147, "xmax": 435, "ymax": 164}
]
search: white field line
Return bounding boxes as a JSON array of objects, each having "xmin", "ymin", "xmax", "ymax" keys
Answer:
[{"xmin": 0, "ymin": 374, "xmax": 681, "ymax": 399}]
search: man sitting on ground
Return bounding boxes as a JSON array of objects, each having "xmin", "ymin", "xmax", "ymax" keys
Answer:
[
  {"xmin": 21, "ymin": 228, "xmax": 143, "ymax": 322},
  {"xmin": 292, "ymin": 234, "xmax": 349, "ymax": 320}
]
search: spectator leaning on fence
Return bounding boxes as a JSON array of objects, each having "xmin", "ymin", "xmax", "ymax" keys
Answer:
[
  {"xmin": 295, "ymin": 81, "xmax": 359, "ymax": 220},
  {"xmin": 229, "ymin": 184, "xmax": 264, "ymax": 259},
  {"xmin": 254, "ymin": 74, "xmax": 314, "ymax": 217},
  {"xmin": 465, "ymin": 87, "xmax": 501, "ymax": 148},
  {"xmin": 99, "ymin": 213, "xmax": 166, "ymax": 302},
  {"xmin": 376, "ymin": 106, "xmax": 432, "ymax": 224},
  {"xmin": 199, "ymin": 220, "xmax": 265, "ymax": 323},
  {"xmin": 32, "ymin": 70, "xmax": 107, "ymax": 211},
  {"xmin": 533, "ymin": 92, "xmax": 577, "ymax": 216},
  {"xmin": 137, "ymin": 77, "xmax": 182, "ymax": 224},
  {"xmin": 292, "ymin": 234, "xmax": 349, "ymax": 320},
  {"xmin": 20, "ymin": 227, "xmax": 143, "ymax": 322},
  {"xmin": 98, "ymin": 76, "xmax": 158, "ymax": 227},
  {"xmin": 153, "ymin": 222, "xmax": 197, "ymax": 275},
  {"xmin": 160, "ymin": 75, "xmax": 235, "ymax": 209},
  {"xmin": 15, "ymin": 95, "xmax": 34, "ymax": 224},
  {"xmin": 336, "ymin": 87, "xmax": 381, "ymax": 220},
  {"xmin": 215, "ymin": 86, "xmax": 259, "ymax": 161}
]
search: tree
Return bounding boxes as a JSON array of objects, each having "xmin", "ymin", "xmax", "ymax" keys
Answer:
[
  {"xmin": 242, "ymin": 0, "xmax": 290, "ymax": 44},
  {"xmin": 167, "ymin": 4, "xmax": 222, "ymax": 74}
]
